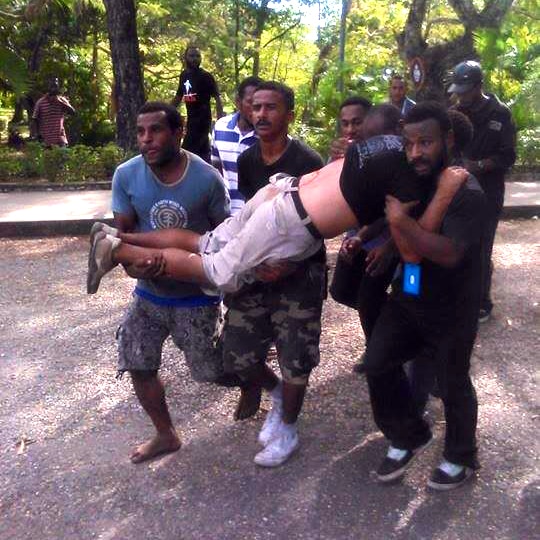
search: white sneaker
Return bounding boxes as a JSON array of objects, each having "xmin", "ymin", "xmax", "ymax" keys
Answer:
[
  {"xmin": 254, "ymin": 429, "xmax": 299, "ymax": 467},
  {"xmin": 258, "ymin": 401, "xmax": 283, "ymax": 446}
]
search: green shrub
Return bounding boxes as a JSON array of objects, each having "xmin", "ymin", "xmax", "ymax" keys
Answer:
[
  {"xmin": 42, "ymin": 146, "xmax": 68, "ymax": 182},
  {"xmin": 516, "ymin": 128, "xmax": 540, "ymax": 168},
  {"xmin": 79, "ymin": 120, "xmax": 116, "ymax": 146},
  {"xmin": 21, "ymin": 142, "xmax": 44, "ymax": 177},
  {"xmin": 63, "ymin": 144, "xmax": 101, "ymax": 182},
  {"xmin": 0, "ymin": 146, "xmax": 23, "ymax": 177},
  {"xmin": 98, "ymin": 143, "xmax": 125, "ymax": 176}
]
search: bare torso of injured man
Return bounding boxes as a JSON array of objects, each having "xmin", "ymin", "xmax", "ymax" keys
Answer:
[{"xmin": 87, "ymin": 134, "xmax": 455, "ymax": 295}]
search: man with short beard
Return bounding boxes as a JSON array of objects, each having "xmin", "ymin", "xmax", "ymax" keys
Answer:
[
  {"xmin": 108, "ymin": 101, "xmax": 253, "ymax": 464},
  {"xmin": 359, "ymin": 102, "xmax": 487, "ymax": 490}
]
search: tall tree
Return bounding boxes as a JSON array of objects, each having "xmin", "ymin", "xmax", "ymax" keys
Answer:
[
  {"xmin": 103, "ymin": 0, "xmax": 145, "ymax": 150},
  {"xmin": 398, "ymin": 0, "xmax": 515, "ymax": 100}
]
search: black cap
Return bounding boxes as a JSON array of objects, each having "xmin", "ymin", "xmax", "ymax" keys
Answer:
[{"xmin": 448, "ymin": 61, "xmax": 483, "ymax": 94}]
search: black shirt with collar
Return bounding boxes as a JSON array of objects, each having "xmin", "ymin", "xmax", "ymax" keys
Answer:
[{"xmin": 455, "ymin": 93, "xmax": 516, "ymax": 207}]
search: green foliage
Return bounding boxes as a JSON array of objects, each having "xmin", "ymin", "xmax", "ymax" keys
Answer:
[
  {"xmin": 0, "ymin": 0, "xmax": 538, "ymax": 155},
  {"xmin": 516, "ymin": 128, "xmax": 540, "ymax": 168},
  {"xmin": 42, "ymin": 145, "xmax": 68, "ymax": 182},
  {"xmin": 0, "ymin": 115, "xmax": 7, "ymax": 138},
  {"xmin": 0, "ymin": 47, "xmax": 29, "ymax": 96},
  {"xmin": 474, "ymin": 0, "xmax": 540, "ymax": 130},
  {"xmin": 0, "ymin": 142, "xmax": 127, "ymax": 182},
  {"xmin": 98, "ymin": 143, "xmax": 125, "ymax": 176},
  {"xmin": 0, "ymin": 146, "xmax": 23, "ymax": 176},
  {"xmin": 22, "ymin": 141, "xmax": 44, "ymax": 176}
]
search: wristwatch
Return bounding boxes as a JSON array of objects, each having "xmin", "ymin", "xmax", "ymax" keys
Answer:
[{"xmin": 477, "ymin": 159, "xmax": 485, "ymax": 171}]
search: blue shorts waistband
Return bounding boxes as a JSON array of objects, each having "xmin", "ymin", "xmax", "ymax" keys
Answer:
[{"xmin": 134, "ymin": 287, "xmax": 221, "ymax": 307}]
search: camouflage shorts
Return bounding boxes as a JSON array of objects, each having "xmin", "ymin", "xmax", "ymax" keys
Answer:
[
  {"xmin": 117, "ymin": 295, "xmax": 225, "ymax": 382},
  {"xmin": 221, "ymin": 261, "xmax": 325, "ymax": 384}
]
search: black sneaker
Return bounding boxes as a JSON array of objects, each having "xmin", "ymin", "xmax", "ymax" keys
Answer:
[
  {"xmin": 353, "ymin": 362, "xmax": 367, "ymax": 374},
  {"xmin": 427, "ymin": 460, "xmax": 474, "ymax": 490},
  {"xmin": 478, "ymin": 308, "xmax": 492, "ymax": 323},
  {"xmin": 376, "ymin": 436, "xmax": 433, "ymax": 482}
]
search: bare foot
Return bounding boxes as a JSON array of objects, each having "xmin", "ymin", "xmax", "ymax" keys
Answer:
[
  {"xmin": 129, "ymin": 430, "xmax": 181, "ymax": 464},
  {"xmin": 234, "ymin": 385, "xmax": 262, "ymax": 421}
]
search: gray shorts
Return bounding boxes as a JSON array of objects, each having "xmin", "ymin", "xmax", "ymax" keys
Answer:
[
  {"xmin": 117, "ymin": 295, "xmax": 225, "ymax": 382},
  {"xmin": 198, "ymin": 175, "xmax": 323, "ymax": 293}
]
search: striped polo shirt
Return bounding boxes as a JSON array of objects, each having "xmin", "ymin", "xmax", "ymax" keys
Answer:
[
  {"xmin": 211, "ymin": 112, "xmax": 257, "ymax": 215},
  {"xmin": 32, "ymin": 95, "xmax": 70, "ymax": 146}
]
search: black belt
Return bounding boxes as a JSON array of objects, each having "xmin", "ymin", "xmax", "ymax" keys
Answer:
[{"xmin": 290, "ymin": 177, "xmax": 323, "ymax": 239}]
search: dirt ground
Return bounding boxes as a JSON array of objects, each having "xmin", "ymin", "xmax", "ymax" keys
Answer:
[{"xmin": 0, "ymin": 220, "xmax": 538, "ymax": 540}]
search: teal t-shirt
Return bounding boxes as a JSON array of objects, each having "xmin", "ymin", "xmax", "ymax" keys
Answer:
[{"xmin": 112, "ymin": 151, "xmax": 230, "ymax": 303}]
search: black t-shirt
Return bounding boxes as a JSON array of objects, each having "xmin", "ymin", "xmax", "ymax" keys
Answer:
[
  {"xmin": 238, "ymin": 138, "xmax": 324, "ymax": 201},
  {"xmin": 339, "ymin": 143, "xmax": 428, "ymax": 226},
  {"xmin": 176, "ymin": 68, "xmax": 218, "ymax": 125},
  {"xmin": 392, "ymin": 176, "xmax": 487, "ymax": 320}
]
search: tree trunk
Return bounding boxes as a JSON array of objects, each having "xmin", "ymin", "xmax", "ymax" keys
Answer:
[
  {"xmin": 397, "ymin": 0, "xmax": 514, "ymax": 102},
  {"xmin": 251, "ymin": 0, "xmax": 271, "ymax": 77},
  {"xmin": 103, "ymin": 0, "xmax": 145, "ymax": 151},
  {"xmin": 11, "ymin": 99, "xmax": 25, "ymax": 124}
]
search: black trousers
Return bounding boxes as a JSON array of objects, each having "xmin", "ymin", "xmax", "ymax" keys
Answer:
[
  {"xmin": 479, "ymin": 193, "xmax": 503, "ymax": 312},
  {"xmin": 364, "ymin": 299, "xmax": 479, "ymax": 468},
  {"xmin": 182, "ymin": 117, "xmax": 211, "ymax": 163},
  {"xmin": 329, "ymin": 250, "xmax": 396, "ymax": 340}
]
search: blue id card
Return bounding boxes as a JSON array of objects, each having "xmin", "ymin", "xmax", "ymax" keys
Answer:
[{"xmin": 403, "ymin": 263, "xmax": 421, "ymax": 296}]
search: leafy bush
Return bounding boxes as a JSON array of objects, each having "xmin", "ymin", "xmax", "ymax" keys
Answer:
[
  {"xmin": 42, "ymin": 146, "xmax": 68, "ymax": 182},
  {"xmin": 293, "ymin": 122, "xmax": 332, "ymax": 162},
  {"xmin": 0, "ymin": 142, "xmax": 128, "ymax": 182},
  {"xmin": 78, "ymin": 120, "xmax": 116, "ymax": 146},
  {"xmin": 21, "ymin": 142, "xmax": 44, "ymax": 177},
  {"xmin": 0, "ymin": 146, "xmax": 23, "ymax": 176},
  {"xmin": 98, "ymin": 143, "xmax": 126, "ymax": 176},
  {"xmin": 516, "ymin": 128, "xmax": 540, "ymax": 168},
  {"xmin": 63, "ymin": 145, "xmax": 102, "ymax": 182}
]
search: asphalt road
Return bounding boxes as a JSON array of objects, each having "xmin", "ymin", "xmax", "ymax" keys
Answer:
[{"xmin": 0, "ymin": 220, "xmax": 538, "ymax": 540}]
